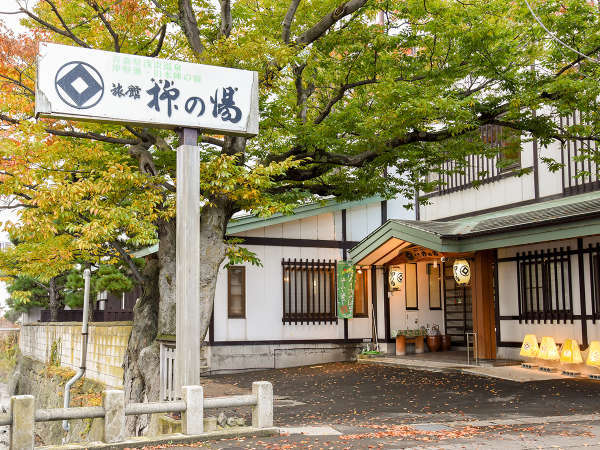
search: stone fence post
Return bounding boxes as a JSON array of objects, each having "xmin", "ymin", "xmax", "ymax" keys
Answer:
[
  {"xmin": 252, "ymin": 381, "xmax": 273, "ymax": 428},
  {"xmin": 10, "ymin": 395, "xmax": 34, "ymax": 450},
  {"xmin": 102, "ymin": 390, "xmax": 126, "ymax": 443},
  {"xmin": 182, "ymin": 385, "xmax": 204, "ymax": 434}
]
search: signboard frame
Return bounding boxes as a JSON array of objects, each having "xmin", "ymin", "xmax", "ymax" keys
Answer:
[{"xmin": 35, "ymin": 42, "xmax": 259, "ymax": 137}]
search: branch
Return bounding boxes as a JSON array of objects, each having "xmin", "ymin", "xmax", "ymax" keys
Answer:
[
  {"xmin": 150, "ymin": 0, "xmax": 178, "ymax": 21},
  {"xmin": 84, "ymin": 0, "xmax": 121, "ymax": 52},
  {"xmin": 2, "ymin": 113, "xmax": 139, "ymax": 145},
  {"xmin": 0, "ymin": 203, "xmax": 31, "ymax": 210},
  {"xmin": 110, "ymin": 241, "xmax": 144, "ymax": 284},
  {"xmin": 202, "ymin": 136, "xmax": 225, "ymax": 147},
  {"xmin": 178, "ymin": 0, "xmax": 204, "ymax": 56},
  {"xmin": 295, "ymin": 0, "xmax": 368, "ymax": 46},
  {"xmin": 147, "ymin": 24, "xmax": 167, "ymax": 57},
  {"xmin": 219, "ymin": 0, "xmax": 232, "ymax": 39},
  {"xmin": 47, "ymin": 128, "xmax": 139, "ymax": 145},
  {"xmin": 20, "ymin": 1, "xmax": 90, "ymax": 48},
  {"xmin": 0, "ymin": 74, "xmax": 35, "ymax": 95},
  {"xmin": 0, "ymin": 113, "xmax": 20, "ymax": 125},
  {"xmin": 294, "ymin": 64, "xmax": 314, "ymax": 123},
  {"xmin": 554, "ymin": 44, "xmax": 600, "ymax": 78},
  {"xmin": 313, "ymin": 78, "xmax": 376, "ymax": 125},
  {"xmin": 281, "ymin": 0, "xmax": 301, "ymax": 43}
]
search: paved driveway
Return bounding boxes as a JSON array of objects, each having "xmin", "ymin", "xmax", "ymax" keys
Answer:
[
  {"xmin": 210, "ymin": 361, "xmax": 600, "ymax": 426},
  {"xmin": 162, "ymin": 362, "xmax": 600, "ymax": 448}
]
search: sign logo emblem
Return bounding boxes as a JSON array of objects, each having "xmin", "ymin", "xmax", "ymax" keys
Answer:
[{"xmin": 55, "ymin": 61, "xmax": 104, "ymax": 109}]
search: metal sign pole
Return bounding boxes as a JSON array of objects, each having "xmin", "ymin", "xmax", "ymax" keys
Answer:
[{"xmin": 175, "ymin": 128, "xmax": 201, "ymax": 393}]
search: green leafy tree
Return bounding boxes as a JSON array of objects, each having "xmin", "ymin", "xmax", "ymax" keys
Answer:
[
  {"xmin": 5, "ymin": 273, "xmax": 67, "ymax": 321},
  {"xmin": 1, "ymin": 0, "xmax": 600, "ymax": 433}
]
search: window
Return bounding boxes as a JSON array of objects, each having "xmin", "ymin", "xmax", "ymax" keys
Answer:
[
  {"xmin": 282, "ymin": 259, "xmax": 337, "ymax": 324},
  {"xmin": 405, "ymin": 263, "xmax": 418, "ymax": 310},
  {"xmin": 354, "ymin": 269, "xmax": 368, "ymax": 317},
  {"xmin": 428, "ymin": 264, "xmax": 442, "ymax": 310},
  {"xmin": 228, "ymin": 266, "xmax": 245, "ymax": 318},
  {"xmin": 517, "ymin": 249, "xmax": 573, "ymax": 323},
  {"xmin": 481, "ymin": 124, "xmax": 521, "ymax": 173}
]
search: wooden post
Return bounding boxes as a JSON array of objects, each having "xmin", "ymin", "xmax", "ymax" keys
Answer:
[
  {"xmin": 175, "ymin": 128, "xmax": 201, "ymax": 394},
  {"xmin": 471, "ymin": 250, "xmax": 497, "ymax": 360}
]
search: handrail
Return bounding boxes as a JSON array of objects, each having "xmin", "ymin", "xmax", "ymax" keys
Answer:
[
  {"xmin": 0, "ymin": 394, "xmax": 259, "ymax": 426},
  {"xmin": 204, "ymin": 394, "xmax": 256, "ymax": 409},
  {"xmin": 125, "ymin": 400, "xmax": 186, "ymax": 416},
  {"xmin": 7, "ymin": 382, "xmax": 273, "ymax": 449},
  {"xmin": 36, "ymin": 406, "xmax": 105, "ymax": 422}
]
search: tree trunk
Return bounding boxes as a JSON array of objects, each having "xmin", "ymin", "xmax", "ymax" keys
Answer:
[
  {"xmin": 48, "ymin": 277, "xmax": 59, "ymax": 322},
  {"xmin": 198, "ymin": 200, "xmax": 231, "ymax": 343},
  {"xmin": 123, "ymin": 233, "xmax": 162, "ymax": 435},
  {"xmin": 122, "ymin": 195, "xmax": 231, "ymax": 435}
]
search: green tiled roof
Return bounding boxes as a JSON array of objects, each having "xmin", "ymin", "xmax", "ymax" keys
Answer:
[{"xmin": 350, "ymin": 191, "xmax": 600, "ymax": 263}]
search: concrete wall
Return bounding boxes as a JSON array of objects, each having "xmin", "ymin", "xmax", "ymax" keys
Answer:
[
  {"xmin": 19, "ymin": 321, "xmax": 132, "ymax": 387},
  {"xmin": 208, "ymin": 342, "xmax": 363, "ymax": 374}
]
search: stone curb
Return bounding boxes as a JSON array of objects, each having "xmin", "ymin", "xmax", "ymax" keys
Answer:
[
  {"xmin": 408, "ymin": 413, "xmax": 600, "ymax": 430},
  {"xmin": 37, "ymin": 427, "xmax": 280, "ymax": 449}
]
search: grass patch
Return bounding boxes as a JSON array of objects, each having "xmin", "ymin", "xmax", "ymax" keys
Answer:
[{"xmin": 0, "ymin": 333, "xmax": 18, "ymax": 382}]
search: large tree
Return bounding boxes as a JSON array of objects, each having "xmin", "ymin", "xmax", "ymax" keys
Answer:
[{"xmin": 2, "ymin": 0, "xmax": 600, "ymax": 434}]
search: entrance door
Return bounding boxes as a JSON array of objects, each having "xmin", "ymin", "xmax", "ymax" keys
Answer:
[{"xmin": 443, "ymin": 261, "xmax": 473, "ymax": 345}]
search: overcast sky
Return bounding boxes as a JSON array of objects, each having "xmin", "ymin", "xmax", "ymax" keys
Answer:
[{"xmin": 1, "ymin": 0, "xmax": 30, "ymax": 34}]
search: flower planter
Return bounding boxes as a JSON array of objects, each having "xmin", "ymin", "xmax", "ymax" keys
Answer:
[
  {"xmin": 441, "ymin": 334, "xmax": 452, "ymax": 351},
  {"xmin": 426, "ymin": 335, "xmax": 442, "ymax": 352},
  {"xmin": 395, "ymin": 334, "xmax": 425, "ymax": 355},
  {"xmin": 395, "ymin": 335, "xmax": 406, "ymax": 356}
]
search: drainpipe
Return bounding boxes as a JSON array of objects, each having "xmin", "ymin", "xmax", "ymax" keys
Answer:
[{"xmin": 62, "ymin": 268, "xmax": 91, "ymax": 432}]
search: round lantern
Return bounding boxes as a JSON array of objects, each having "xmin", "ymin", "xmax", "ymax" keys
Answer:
[
  {"xmin": 388, "ymin": 265, "xmax": 404, "ymax": 291},
  {"xmin": 453, "ymin": 259, "xmax": 471, "ymax": 285}
]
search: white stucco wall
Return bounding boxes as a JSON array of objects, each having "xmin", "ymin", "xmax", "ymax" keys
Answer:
[
  {"xmin": 496, "ymin": 237, "xmax": 600, "ymax": 352},
  {"xmin": 418, "ymin": 137, "xmax": 571, "ymax": 221},
  {"xmin": 388, "ymin": 261, "xmax": 445, "ymax": 335},
  {"xmin": 212, "ymin": 200, "xmax": 416, "ymax": 346}
]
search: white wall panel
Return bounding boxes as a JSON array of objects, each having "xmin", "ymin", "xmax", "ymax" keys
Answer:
[
  {"xmin": 386, "ymin": 197, "xmax": 415, "ymax": 221},
  {"xmin": 387, "ymin": 262, "xmax": 444, "ymax": 335},
  {"xmin": 421, "ymin": 173, "xmax": 535, "ymax": 221}
]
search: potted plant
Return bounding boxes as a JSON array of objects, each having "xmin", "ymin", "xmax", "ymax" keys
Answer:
[{"xmin": 426, "ymin": 324, "xmax": 442, "ymax": 352}]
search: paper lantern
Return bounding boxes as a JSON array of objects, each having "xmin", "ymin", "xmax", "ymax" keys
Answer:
[
  {"xmin": 388, "ymin": 266, "xmax": 403, "ymax": 291},
  {"xmin": 559, "ymin": 339, "xmax": 583, "ymax": 364},
  {"xmin": 520, "ymin": 334, "xmax": 539, "ymax": 358},
  {"xmin": 453, "ymin": 259, "xmax": 471, "ymax": 285},
  {"xmin": 586, "ymin": 341, "xmax": 600, "ymax": 367},
  {"xmin": 539, "ymin": 336, "xmax": 560, "ymax": 361}
]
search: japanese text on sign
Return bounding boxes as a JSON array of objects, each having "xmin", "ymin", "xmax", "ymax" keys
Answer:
[{"xmin": 35, "ymin": 43, "xmax": 259, "ymax": 136}]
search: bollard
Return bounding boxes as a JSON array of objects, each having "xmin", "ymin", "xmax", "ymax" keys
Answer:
[
  {"xmin": 102, "ymin": 390, "xmax": 126, "ymax": 443},
  {"xmin": 10, "ymin": 395, "xmax": 34, "ymax": 450},
  {"xmin": 251, "ymin": 381, "xmax": 273, "ymax": 428},
  {"xmin": 182, "ymin": 385, "xmax": 204, "ymax": 434}
]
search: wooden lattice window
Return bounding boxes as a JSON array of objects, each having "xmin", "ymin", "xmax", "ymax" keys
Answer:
[
  {"xmin": 517, "ymin": 248, "xmax": 573, "ymax": 323},
  {"xmin": 282, "ymin": 259, "xmax": 337, "ymax": 324}
]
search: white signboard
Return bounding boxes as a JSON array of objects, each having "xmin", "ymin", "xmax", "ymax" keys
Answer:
[{"xmin": 35, "ymin": 43, "xmax": 259, "ymax": 136}]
